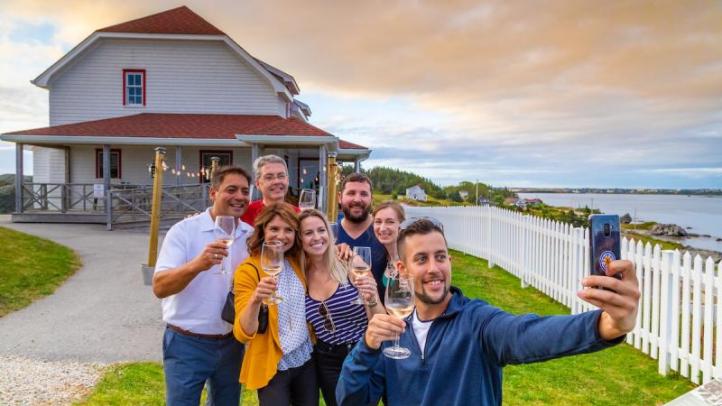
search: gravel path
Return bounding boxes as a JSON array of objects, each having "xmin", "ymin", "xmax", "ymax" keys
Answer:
[
  {"xmin": 0, "ymin": 356, "xmax": 103, "ymax": 405},
  {"xmin": 0, "ymin": 216, "xmax": 166, "ymax": 404}
]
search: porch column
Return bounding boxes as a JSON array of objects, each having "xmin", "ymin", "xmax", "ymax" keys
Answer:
[
  {"xmin": 15, "ymin": 143, "xmax": 23, "ymax": 213},
  {"xmin": 354, "ymin": 159, "xmax": 361, "ymax": 173},
  {"xmin": 62, "ymin": 147, "xmax": 70, "ymax": 212},
  {"xmin": 103, "ymin": 144, "xmax": 112, "ymax": 230},
  {"xmin": 175, "ymin": 146, "xmax": 182, "ymax": 186},
  {"xmin": 318, "ymin": 145, "xmax": 327, "ymax": 212},
  {"xmin": 250, "ymin": 143, "xmax": 261, "ymax": 200}
]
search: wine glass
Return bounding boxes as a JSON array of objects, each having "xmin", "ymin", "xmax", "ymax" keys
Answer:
[
  {"xmin": 214, "ymin": 215, "xmax": 236, "ymax": 274},
  {"xmin": 349, "ymin": 246, "xmax": 372, "ymax": 305},
  {"xmin": 261, "ymin": 240, "xmax": 284, "ymax": 304},
  {"xmin": 383, "ymin": 274, "xmax": 414, "ymax": 359},
  {"xmin": 299, "ymin": 189, "xmax": 316, "ymax": 211}
]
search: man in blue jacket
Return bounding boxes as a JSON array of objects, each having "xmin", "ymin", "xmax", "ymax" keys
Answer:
[{"xmin": 336, "ymin": 218, "xmax": 640, "ymax": 406}]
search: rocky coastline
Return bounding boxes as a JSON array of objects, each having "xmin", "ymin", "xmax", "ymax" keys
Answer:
[{"xmin": 625, "ymin": 222, "xmax": 722, "ymax": 262}]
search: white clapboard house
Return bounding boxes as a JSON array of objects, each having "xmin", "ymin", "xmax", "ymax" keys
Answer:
[
  {"xmin": 1, "ymin": 6, "xmax": 369, "ymax": 228},
  {"xmin": 405, "ymin": 185, "xmax": 427, "ymax": 201}
]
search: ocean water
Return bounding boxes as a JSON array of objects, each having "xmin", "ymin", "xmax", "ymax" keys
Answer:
[{"xmin": 518, "ymin": 193, "xmax": 722, "ymax": 253}]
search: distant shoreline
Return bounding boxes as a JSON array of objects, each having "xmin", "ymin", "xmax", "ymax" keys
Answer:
[{"xmin": 513, "ymin": 190, "xmax": 722, "ymax": 196}]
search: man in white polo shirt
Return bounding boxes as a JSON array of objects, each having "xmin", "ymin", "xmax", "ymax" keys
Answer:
[{"xmin": 153, "ymin": 166, "xmax": 253, "ymax": 406}]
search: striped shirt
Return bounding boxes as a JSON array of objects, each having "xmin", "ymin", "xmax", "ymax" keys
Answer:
[{"xmin": 305, "ymin": 283, "xmax": 368, "ymax": 345}]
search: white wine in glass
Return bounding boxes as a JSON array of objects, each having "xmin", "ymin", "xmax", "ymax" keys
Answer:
[
  {"xmin": 383, "ymin": 274, "xmax": 414, "ymax": 359},
  {"xmin": 214, "ymin": 215, "xmax": 236, "ymax": 274},
  {"xmin": 261, "ymin": 241, "xmax": 284, "ymax": 304},
  {"xmin": 350, "ymin": 246, "xmax": 372, "ymax": 305},
  {"xmin": 299, "ymin": 189, "xmax": 316, "ymax": 211}
]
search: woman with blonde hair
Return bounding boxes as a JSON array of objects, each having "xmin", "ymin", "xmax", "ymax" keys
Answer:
[
  {"xmin": 299, "ymin": 209, "xmax": 384, "ymax": 406},
  {"xmin": 233, "ymin": 202, "xmax": 317, "ymax": 405}
]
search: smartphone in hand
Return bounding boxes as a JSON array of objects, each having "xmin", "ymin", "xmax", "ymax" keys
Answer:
[{"xmin": 589, "ymin": 214, "xmax": 622, "ymax": 281}]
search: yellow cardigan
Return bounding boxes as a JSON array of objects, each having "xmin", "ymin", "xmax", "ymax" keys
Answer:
[{"xmin": 233, "ymin": 254, "xmax": 310, "ymax": 390}]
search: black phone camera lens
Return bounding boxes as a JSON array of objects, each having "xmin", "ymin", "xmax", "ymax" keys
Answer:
[{"xmin": 603, "ymin": 223, "xmax": 611, "ymax": 236}]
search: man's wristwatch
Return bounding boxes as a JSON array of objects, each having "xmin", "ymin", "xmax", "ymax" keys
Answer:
[{"xmin": 367, "ymin": 297, "xmax": 378, "ymax": 307}]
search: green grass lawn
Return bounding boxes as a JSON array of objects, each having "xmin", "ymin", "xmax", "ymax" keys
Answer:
[
  {"xmin": 77, "ymin": 250, "xmax": 694, "ymax": 405},
  {"xmin": 0, "ymin": 226, "xmax": 81, "ymax": 317}
]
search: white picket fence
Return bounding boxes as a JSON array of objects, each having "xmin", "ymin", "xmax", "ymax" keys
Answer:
[{"xmin": 405, "ymin": 205, "xmax": 722, "ymax": 385}]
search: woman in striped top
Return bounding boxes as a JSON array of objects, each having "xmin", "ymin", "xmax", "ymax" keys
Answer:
[{"xmin": 299, "ymin": 209, "xmax": 385, "ymax": 406}]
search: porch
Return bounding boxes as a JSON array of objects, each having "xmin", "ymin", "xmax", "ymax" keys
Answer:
[{"xmin": 2, "ymin": 113, "xmax": 370, "ymax": 229}]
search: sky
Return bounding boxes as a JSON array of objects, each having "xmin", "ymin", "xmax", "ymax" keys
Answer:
[{"xmin": 0, "ymin": 0, "xmax": 721, "ymax": 188}]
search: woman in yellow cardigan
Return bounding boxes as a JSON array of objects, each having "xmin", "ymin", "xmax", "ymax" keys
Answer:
[{"xmin": 234, "ymin": 202, "xmax": 317, "ymax": 405}]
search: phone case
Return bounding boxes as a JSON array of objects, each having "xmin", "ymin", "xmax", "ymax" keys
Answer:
[{"xmin": 589, "ymin": 214, "xmax": 622, "ymax": 280}]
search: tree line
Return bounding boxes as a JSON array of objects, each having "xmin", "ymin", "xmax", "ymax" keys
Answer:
[{"xmin": 342, "ymin": 165, "xmax": 515, "ymax": 204}]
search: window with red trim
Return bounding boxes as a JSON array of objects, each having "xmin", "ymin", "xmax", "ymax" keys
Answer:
[
  {"xmin": 96, "ymin": 149, "xmax": 122, "ymax": 179},
  {"xmin": 123, "ymin": 69, "xmax": 146, "ymax": 106}
]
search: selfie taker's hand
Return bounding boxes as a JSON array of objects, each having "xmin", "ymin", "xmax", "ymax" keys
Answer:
[
  {"xmin": 336, "ymin": 243, "xmax": 353, "ymax": 261},
  {"xmin": 251, "ymin": 277, "xmax": 277, "ymax": 304},
  {"xmin": 577, "ymin": 259, "xmax": 640, "ymax": 341},
  {"xmin": 365, "ymin": 313, "xmax": 406, "ymax": 350},
  {"xmin": 193, "ymin": 241, "xmax": 229, "ymax": 271}
]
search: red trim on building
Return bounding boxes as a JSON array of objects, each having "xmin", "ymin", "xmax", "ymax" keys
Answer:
[{"xmin": 122, "ymin": 69, "xmax": 146, "ymax": 106}]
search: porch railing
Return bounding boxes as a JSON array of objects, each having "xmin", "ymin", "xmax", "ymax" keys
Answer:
[
  {"xmin": 17, "ymin": 182, "xmax": 209, "ymax": 224},
  {"xmin": 20, "ymin": 183, "xmax": 104, "ymax": 212}
]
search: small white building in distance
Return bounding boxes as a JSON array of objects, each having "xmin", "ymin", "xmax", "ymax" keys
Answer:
[{"xmin": 406, "ymin": 185, "xmax": 427, "ymax": 201}]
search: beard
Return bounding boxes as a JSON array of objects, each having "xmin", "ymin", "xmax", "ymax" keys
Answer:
[
  {"xmin": 341, "ymin": 203, "xmax": 370, "ymax": 223},
  {"xmin": 415, "ymin": 282, "xmax": 451, "ymax": 305}
]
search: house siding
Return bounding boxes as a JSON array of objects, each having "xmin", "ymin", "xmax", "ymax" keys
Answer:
[
  {"xmin": 49, "ymin": 38, "xmax": 286, "ymax": 126},
  {"xmin": 67, "ymin": 145, "xmax": 252, "ymax": 186},
  {"xmin": 32, "ymin": 146, "xmax": 66, "ymax": 184}
]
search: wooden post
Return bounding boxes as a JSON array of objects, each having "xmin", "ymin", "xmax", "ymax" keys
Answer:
[
  {"xmin": 210, "ymin": 156, "xmax": 220, "ymax": 176},
  {"xmin": 147, "ymin": 147, "xmax": 166, "ymax": 267},
  {"xmin": 15, "ymin": 143, "xmax": 23, "ymax": 213},
  {"xmin": 326, "ymin": 152, "xmax": 338, "ymax": 221},
  {"xmin": 318, "ymin": 146, "xmax": 327, "ymax": 213}
]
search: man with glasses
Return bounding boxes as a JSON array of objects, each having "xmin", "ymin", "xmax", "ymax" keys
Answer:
[
  {"xmin": 241, "ymin": 154, "xmax": 299, "ymax": 226},
  {"xmin": 336, "ymin": 218, "xmax": 640, "ymax": 406},
  {"xmin": 335, "ymin": 173, "xmax": 387, "ymax": 300}
]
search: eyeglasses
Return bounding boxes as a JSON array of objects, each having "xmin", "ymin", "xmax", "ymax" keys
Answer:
[
  {"xmin": 261, "ymin": 173, "xmax": 287, "ymax": 182},
  {"xmin": 318, "ymin": 301, "xmax": 336, "ymax": 333},
  {"xmin": 399, "ymin": 216, "xmax": 444, "ymax": 232}
]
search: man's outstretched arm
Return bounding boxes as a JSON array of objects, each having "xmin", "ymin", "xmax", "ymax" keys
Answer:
[{"xmin": 481, "ymin": 260, "xmax": 640, "ymax": 366}]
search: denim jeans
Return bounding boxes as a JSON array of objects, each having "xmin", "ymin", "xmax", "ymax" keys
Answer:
[{"xmin": 163, "ymin": 327, "xmax": 244, "ymax": 406}]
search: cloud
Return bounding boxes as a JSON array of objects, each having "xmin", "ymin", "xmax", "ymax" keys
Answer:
[{"xmin": 0, "ymin": 0, "xmax": 720, "ymax": 187}]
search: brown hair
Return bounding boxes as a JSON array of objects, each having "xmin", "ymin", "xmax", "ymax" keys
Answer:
[
  {"xmin": 340, "ymin": 172, "xmax": 373, "ymax": 193},
  {"xmin": 298, "ymin": 209, "xmax": 349, "ymax": 284},
  {"xmin": 211, "ymin": 166, "xmax": 251, "ymax": 189},
  {"xmin": 372, "ymin": 200, "xmax": 406, "ymax": 222},
  {"xmin": 397, "ymin": 218, "xmax": 447, "ymax": 261},
  {"xmin": 246, "ymin": 202, "xmax": 301, "ymax": 257}
]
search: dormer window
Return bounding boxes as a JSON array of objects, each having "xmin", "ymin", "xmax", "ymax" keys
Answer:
[{"xmin": 123, "ymin": 69, "xmax": 146, "ymax": 106}]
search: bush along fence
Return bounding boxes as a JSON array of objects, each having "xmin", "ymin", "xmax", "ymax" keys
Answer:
[{"xmin": 405, "ymin": 205, "xmax": 722, "ymax": 386}]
